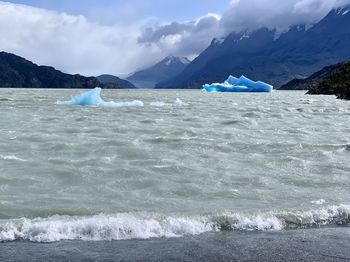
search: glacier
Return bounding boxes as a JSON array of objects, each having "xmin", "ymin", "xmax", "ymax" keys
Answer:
[
  {"xmin": 203, "ymin": 75, "xmax": 273, "ymax": 93},
  {"xmin": 57, "ymin": 87, "xmax": 144, "ymax": 107}
]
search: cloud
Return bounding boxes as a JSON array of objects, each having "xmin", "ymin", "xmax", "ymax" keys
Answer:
[
  {"xmin": 138, "ymin": 14, "xmax": 221, "ymax": 59},
  {"xmin": 0, "ymin": 1, "xmax": 163, "ymax": 76},
  {"xmin": 139, "ymin": 0, "xmax": 350, "ymax": 58},
  {"xmin": 220, "ymin": 0, "xmax": 344, "ymax": 33},
  {"xmin": 1, "ymin": 0, "xmax": 349, "ymax": 75}
]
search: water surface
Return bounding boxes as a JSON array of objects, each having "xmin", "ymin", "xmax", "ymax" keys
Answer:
[{"xmin": 0, "ymin": 89, "xmax": 349, "ymax": 242}]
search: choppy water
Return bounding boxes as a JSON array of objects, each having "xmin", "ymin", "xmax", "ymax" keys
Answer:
[{"xmin": 0, "ymin": 89, "xmax": 349, "ymax": 242}]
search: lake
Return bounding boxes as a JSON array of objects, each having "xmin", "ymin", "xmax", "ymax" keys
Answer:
[{"xmin": 0, "ymin": 89, "xmax": 349, "ymax": 244}]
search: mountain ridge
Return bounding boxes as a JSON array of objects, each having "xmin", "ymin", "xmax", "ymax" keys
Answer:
[
  {"xmin": 0, "ymin": 52, "xmax": 100, "ymax": 89},
  {"xmin": 0, "ymin": 52, "xmax": 124, "ymax": 89}
]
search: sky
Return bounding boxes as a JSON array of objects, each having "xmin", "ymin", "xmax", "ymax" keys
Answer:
[
  {"xmin": 0, "ymin": 0, "xmax": 349, "ymax": 77},
  {"xmin": 5, "ymin": 0, "xmax": 230, "ymax": 25}
]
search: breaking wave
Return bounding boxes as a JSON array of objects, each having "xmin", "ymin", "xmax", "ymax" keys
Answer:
[
  {"xmin": 0, "ymin": 155, "xmax": 27, "ymax": 162},
  {"xmin": 150, "ymin": 99, "xmax": 185, "ymax": 107},
  {"xmin": 1, "ymin": 205, "xmax": 349, "ymax": 243}
]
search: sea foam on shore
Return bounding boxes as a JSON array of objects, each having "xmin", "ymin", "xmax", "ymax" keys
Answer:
[{"xmin": 1, "ymin": 205, "xmax": 349, "ymax": 243}]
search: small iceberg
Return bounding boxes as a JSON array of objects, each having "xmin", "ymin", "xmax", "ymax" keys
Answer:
[
  {"xmin": 57, "ymin": 87, "xmax": 144, "ymax": 107},
  {"xmin": 203, "ymin": 75, "xmax": 273, "ymax": 93}
]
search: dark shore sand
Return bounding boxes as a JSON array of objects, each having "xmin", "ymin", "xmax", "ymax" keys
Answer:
[{"xmin": 1, "ymin": 226, "xmax": 349, "ymax": 262}]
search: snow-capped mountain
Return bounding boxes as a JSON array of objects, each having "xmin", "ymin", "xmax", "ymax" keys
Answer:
[
  {"xmin": 127, "ymin": 56, "xmax": 190, "ymax": 88},
  {"xmin": 158, "ymin": 5, "xmax": 350, "ymax": 89}
]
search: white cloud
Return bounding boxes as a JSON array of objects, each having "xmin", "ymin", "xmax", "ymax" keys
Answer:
[
  {"xmin": 1, "ymin": 0, "xmax": 349, "ymax": 76},
  {"xmin": 0, "ymin": 1, "xmax": 163, "ymax": 76},
  {"xmin": 139, "ymin": 0, "xmax": 350, "ymax": 58}
]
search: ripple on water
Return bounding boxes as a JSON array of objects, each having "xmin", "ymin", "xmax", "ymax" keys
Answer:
[
  {"xmin": 0, "ymin": 89, "xmax": 350, "ymax": 225},
  {"xmin": 220, "ymin": 120, "xmax": 241, "ymax": 126}
]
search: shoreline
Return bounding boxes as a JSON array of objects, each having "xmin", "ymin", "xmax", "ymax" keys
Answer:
[{"xmin": 1, "ymin": 226, "xmax": 349, "ymax": 261}]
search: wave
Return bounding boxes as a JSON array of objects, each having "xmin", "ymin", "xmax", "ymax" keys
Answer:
[
  {"xmin": 0, "ymin": 205, "xmax": 349, "ymax": 243},
  {"xmin": 0, "ymin": 98, "xmax": 14, "ymax": 102},
  {"xmin": 149, "ymin": 99, "xmax": 185, "ymax": 107},
  {"xmin": 0, "ymin": 154, "xmax": 27, "ymax": 162}
]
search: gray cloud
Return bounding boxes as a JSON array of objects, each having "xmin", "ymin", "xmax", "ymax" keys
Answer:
[
  {"xmin": 220, "ymin": 0, "xmax": 345, "ymax": 33},
  {"xmin": 138, "ymin": 0, "xmax": 350, "ymax": 59},
  {"xmin": 138, "ymin": 14, "xmax": 221, "ymax": 59},
  {"xmin": 1, "ymin": 0, "xmax": 349, "ymax": 75},
  {"xmin": 138, "ymin": 22, "xmax": 195, "ymax": 43}
]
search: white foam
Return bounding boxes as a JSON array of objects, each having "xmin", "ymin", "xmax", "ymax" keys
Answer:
[
  {"xmin": 102, "ymin": 100, "xmax": 144, "ymax": 108},
  {"xmin": 150, "ymin": 101, "xmax": 167, "ymax": 107},
  {"xmin": 311, "ymin": 199, "xmax": 326, "ymax": 205},
  {"xmin": 231, "ymin": 215, "xmax": 283, "ymax": 231},
  {"xmin": 0, "ymin": 155, "xmax": 26, "ymax": 162},
  {"xmin": 150, "ymin": 99, "xmax": 186, "ymax": 107},
  {"xmin": 1, "ymin": 205, "xmax": 349, "ymax": 243},
  {"xmin": 0, "ymin": 214, "xmax": 214, "ymax": 243},
  {"xmin": 175, "ymin": 98, "xmax": 185, "ymax": 107}
]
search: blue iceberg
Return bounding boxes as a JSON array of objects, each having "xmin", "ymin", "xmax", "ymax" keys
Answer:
[
  {"xmin": 57, "ymin": 87, "xmax": 144, "ymax": 107},
  {"xmin": 203, "ymin": 75, "xmax": 273, "ymax": 93}
]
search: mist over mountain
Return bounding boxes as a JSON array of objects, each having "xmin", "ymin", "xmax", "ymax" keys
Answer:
[
  {"xmin": 127, "ymin": 56, "xmax": 190, "ymax": 88},
  {"xmin": 157, "ymin": 5, "xmax": 350, "ymax": 89}
]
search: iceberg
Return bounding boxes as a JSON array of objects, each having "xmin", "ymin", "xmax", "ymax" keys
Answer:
[
  {"xmin": 57, "ymin": 87, "xmax": 144, "ymax": 107},
  {"xmin": 203, "ymin": 75, "xmax": 273, "ymax": 93}
]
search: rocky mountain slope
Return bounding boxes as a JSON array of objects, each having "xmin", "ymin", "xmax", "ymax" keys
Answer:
[
  {"xmin": 279, "ymin": 63, "xmax": 344, "ymax": 90},
  {"xmin": 0, "ymin": 52, "xmax": 127, "ymax": 89},
  {"xmin": 97, "ymin": 74, "xmax": 135, "ymax": 89},
  {"xmin": 307, "ymin": 61, "xmax": 350, "ymax": 100},
  {"xmin": 158, "ymin": 5, "xmax": 350, "ymax": 89},
  {"xmin": 127, "ymin": 56, "xmax": 190, "ymax": 88}
]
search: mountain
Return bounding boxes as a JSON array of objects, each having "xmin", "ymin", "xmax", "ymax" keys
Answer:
[
  {"xmin": 158, "ymin": 5, "xmax": 350, "ymax": 89},
  {"xmin": 306, "ymin": 61, "xmax": 350, "ymax": 100},
  {"xmin": 279, "ymin": 62, "xmax": 344, "ymax": 90},
  {"xmin": 0, "ymin": 52, "xmax": 120, "ymax": 89},
  {"xmin": 127, "ymin": 56, "xmax": 190, "ymax": 88},
  {"xmin": 97, "ymin": 74, "xmax": 136, "ymax": 89}
]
